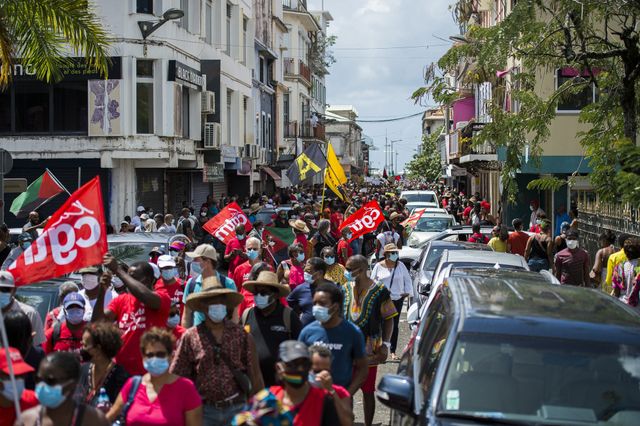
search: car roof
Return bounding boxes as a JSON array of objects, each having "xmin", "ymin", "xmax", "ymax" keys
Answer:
[
  {"xmin": 448, "ymin": 275, "xmax": 640, "ymax": 341},
  {"xmin": 107, "ymin": 233, "xmax": 176, "ymax": 243},
  {"xmin": 450, "ymin": 267, "xmax": 554, "ymax": 282},
  {"xmin": 15, "ymin": 277, "xmax": 68, "ymax": 291},
  {"xmin": 429, "ymin": 241, "xmax": 492, "ymax": 250},
  {"xmin": 441, "ymin": 249, "xmax": 525, "ymax": 266},
  {"xmin": 401, "ymin": 190, "xmax": 436, "ymax": 194}
]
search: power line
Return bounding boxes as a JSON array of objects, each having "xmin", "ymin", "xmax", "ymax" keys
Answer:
[{"xmin": 355, "ymin": 111, "xmax": 425, "ymax": 123}]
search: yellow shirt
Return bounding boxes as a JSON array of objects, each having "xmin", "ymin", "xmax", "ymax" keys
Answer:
[
  {"xmin": 605, "ymin": 249, "xmax": 627, "ymax": 294},
  {"xmin": 488, "ymin": 237, "xmax": 508, "ymax": 253}
]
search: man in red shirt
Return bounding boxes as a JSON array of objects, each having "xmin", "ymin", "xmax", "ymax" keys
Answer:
[
  {"xmin": 508, "ymin": 218, "xmax": 530, "ymax": 257},
  {"xmin": 330, "ymin": 209, "xmax": 344, "ymax": 240},
  {"xmin": 224, "ymin": 224, "xmax": 248, "ymax": 276},
  {"xmin": 43, "ymin": 292, "xmax": 87, "ymax": 354},
  {"xmin": 308, "ymin": 344, "xmax": 354, "ymax": 426},
  {"xmin": 0, "ymin": 347, "xmax": 38, "ymax": 426},
  {"xmin": 92, "ymin": 254, "xmax": 171, "ymax": 375},
  {"xmin": 337, "ymin": 227, "xmax": 353, "ymax": 266},
  {"xmin": 289, "ymin": 219, "xmax": 310, "ymax": 261},
  {"xmin": 155, "ymin": 255, "xmax": 184, "ymax": 317}
]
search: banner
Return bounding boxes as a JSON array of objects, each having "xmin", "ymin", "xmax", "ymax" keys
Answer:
[
  {"xmin": 339, "ymin": 201, "xmax": 385, "ymax": 242},
  {"xmin": 203, "ymin": 202, "xmax": 253, "ymax": 245},
  {"xmin": 286, "ymin": 143, "xmax": 327, "ymax": 185},
  {"xmin": 324, "ymin": 142, "xmax": 347, "ymax": 201},
  {"xmin": 8, "ymin": 176, "xmax": 107, "ymax": 287},
  {"xmin": 401, "ymin": 208, "xmax": 426, "ymax": 228}
]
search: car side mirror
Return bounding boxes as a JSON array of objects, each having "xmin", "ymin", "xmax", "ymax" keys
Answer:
[
  {"xmin": 418, "ymin": 282, "xmax": 431, "ymax": 296},
  {"xmin": 376, "ymin": 374, "xmax": 415, "ymax": 416}
]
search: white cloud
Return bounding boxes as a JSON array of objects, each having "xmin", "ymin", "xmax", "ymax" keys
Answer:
[{"xmin": 356, "ymin": 0, "xmax": 392, "ymax": 16}]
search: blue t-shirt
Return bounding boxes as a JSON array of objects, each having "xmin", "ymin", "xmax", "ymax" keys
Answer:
[
  {"xmin": 287, "ymin": 283, "xmax": 316, "ymax": 327},
  {"xmin": 298, "ymin": 319, "xmax": 366, "ymax": 388},
  {"xmin": 182, "ymin": 273, "xmax": 236, "ymax": 326}
]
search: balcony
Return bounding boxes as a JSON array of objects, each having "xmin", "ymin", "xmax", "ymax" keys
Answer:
[
  {"xmin": 284, "ymin": 57, "xmax": 295, "ymax": 76},
  {"xmin": 459, "ymin": 138, "xmax": 497, "ymax": 163},
  {"xmin": 283, "ymin": 120, "xmax": 325, "ymax": 140},
  {"xmin": 283, "ymin": 0, "xmax": 307, "ymax": 11},
  {"xmin": 284, "ymin": 121, "xmax": 298, "ymax": 138},
  {"xmin": 299, "ymin": 60, "xmax": 311, "ymax": 83},
  {"xmin": 283, "ymin": 57, "xmax": 311, "ymax": 85},
  {"xmin": 448, "ymin": 131, "xmax": 460, "ymax": 160}
]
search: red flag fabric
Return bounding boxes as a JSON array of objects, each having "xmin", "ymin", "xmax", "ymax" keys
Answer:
[
  {"xmin": 382, "ymin": 168, "xmax": 388, "ymax": 178},
  {"xmin": 8, "ymin": 176, "xmax": 107, "ymax": 287},
  {"xmin": 203, "ymin": 202, "xmax": 253, "ymax": 245},
  {"xmin": 401, "ymin": 208, "xmax": 426, "ymax": 228},
  {"xmin": 339, "ymin": 201, "xmax": 385, "ymax": 242},
  {"xmin": 263, "ymin": 229, "xmax": 288, "ymax": 253}
]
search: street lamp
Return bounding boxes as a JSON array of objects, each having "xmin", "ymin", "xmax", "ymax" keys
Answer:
[
  {"xmin": 449, "ymin": 34, "xmax": 469, "ymax": 44},
  {"xmin": 138, "ymin": 8, "xmax": 184, "ymax": 40}
]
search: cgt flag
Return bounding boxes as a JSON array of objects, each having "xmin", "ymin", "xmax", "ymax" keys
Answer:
[
  {"xmin": 8, "ymin": 176, "xmax": 108, "ymax": 286},
  {"xmin": 339, "ymin": 201, "xmax": 385, "ymax": 242},
  {"xmin": 203, "ymin": 202, "xmax": 253, "ymax": 245},
  {"xmin": 286, "ymin": 143, "xmax": 326, "ymax": 185}
]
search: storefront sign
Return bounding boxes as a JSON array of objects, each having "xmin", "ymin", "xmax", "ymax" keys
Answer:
[
  {"xmin": 203, "ymin": 164, "xmax": 225, "ymax": 183},
  {"xmin": 2, "ymin": 57, "xmax": 122, "ymax": 81},
  {"xmin": 168, "ymin": 60, "xmax": 205, "ymax": 91}
]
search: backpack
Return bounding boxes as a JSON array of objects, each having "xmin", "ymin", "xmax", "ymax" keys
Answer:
[
  {"xmin": 241, "ymin": 306, "xmax": 293, "ymax": 339},
  {"xmin": 186, "ymin": 272, "xmax": 229, "ymax": 296},
  {"xmin": 51, "ymin": 321, "xmax": 82, "ymax": 349}
]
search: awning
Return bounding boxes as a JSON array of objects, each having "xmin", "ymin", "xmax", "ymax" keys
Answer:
[{"xmin": 262, "ymin": 166, "xmax": 281, "ymax": 181}]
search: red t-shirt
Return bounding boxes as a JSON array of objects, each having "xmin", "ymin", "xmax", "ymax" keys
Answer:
[
  {"xmin": 107, "ymin": 292, "xmax": 171, "ymax": 375},
  {"xmin": 43, "ymin": 321, "xmax": 86, "ymax": 354},
  {"xmin": 330, "ymin": 212, "xmax": 343, "ymax": 239},
  {"xmin": 0, "ymin": 390, "xmax": 38, "ymax": 426},
  {"xmin": 270, "ymin": 385, "xmax": 330, "ymax": 426},
  {"xmin": 294, "ymin": 234, "xmax": 308, "ymax": 259},
  {"xmin": 155, "ymin": 278, "xmax": 185, "ymax": 317},
  {"xmin": 462, "ymin": 206, "xmax": 472, "ymax": 223},
  {"xmin": 508, "ymin": 231, "xmax": 530, "ymax": 257},
  {"xmin": 234, "ymin": 261, "xmax": 276, "ymax": 316},
  {"xmin": 225, "ymin": 237, "xmax": 247, "ymax": 275},
  {"xmin": 44, "ymin": 307, "xmax": 61, "ymax": 333},
  {"xmin": 172, "ymin": 325, "xmax": 186, "ymax": 341},
  {"xmin": 337, "ymin": 239, "xmax": 352, "ymax": 266}
]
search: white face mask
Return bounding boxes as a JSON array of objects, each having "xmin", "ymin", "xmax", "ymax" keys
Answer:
[
  {"xmin": 82, "ymin": 275, "xmax": 99, "ymax": 291},
  {"xmin": 567, "ymin": 240, "xmax": 579, "ymax": 250}
]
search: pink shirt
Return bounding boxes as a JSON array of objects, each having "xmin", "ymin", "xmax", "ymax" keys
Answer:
[{"xmin": 121, "ymin": 376, "xmax": 201, "ymax": 426}]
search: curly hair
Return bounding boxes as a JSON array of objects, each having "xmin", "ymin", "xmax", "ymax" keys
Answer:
[
  {"xmin": 84, "ymin": 322, "xmax": 123, "ymax": 359},
  {"xmin": 140, "ymin": 327, "xmax": 175, "ymax": 355}
]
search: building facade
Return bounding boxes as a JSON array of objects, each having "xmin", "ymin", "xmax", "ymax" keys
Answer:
[{"xmin": 325, "ymin": 106, "xmax": 363, "ymax": 178}]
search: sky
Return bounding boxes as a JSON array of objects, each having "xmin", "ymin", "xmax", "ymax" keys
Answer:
[{"xmin": 307, "ymin": 0, "xmax": 457, "ymax": 174}]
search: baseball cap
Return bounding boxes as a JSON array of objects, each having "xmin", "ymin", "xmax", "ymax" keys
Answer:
[
  {"xmin": 157, "ymin": 255, "xmax": 176, "ymax": 269},
  {"xmin": 149, "ymin": 263, "xmax": 161, "ymax": 280},
  {"xmin": 0, "ymin": 271, "xmax": 15, "ymax": 288},
  {"xmin": 78, "ymin": 266, "xmax": 100, "ymax": 274},
  {"xmin": 137, "ymin": 205, "xmax": 145, "ymax": 212},
  {"xmin": 186, "ymin": 244, "xmax": 218, "ymax": 261},
  {"xmin": 279, "ymin": 340, "xmax": 309, "ymax": 363},
  {"xmin": 0, "ymin": 347, "xmax": 34, "ymax": 375},
  {"xmin": 149, "ymin": 246, "xmax": 164, "ymax": 256},
  {"xmin": 169, "ymin": 241, "xmax": 186, "ymax": 251},
  {"xmin": 63, "ymin": 292, "xmax": 85, "ymax": 310}
]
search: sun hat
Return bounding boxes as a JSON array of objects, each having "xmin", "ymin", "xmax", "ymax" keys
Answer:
[
  {"xmin": 78, "ymin": 266, "xmax": 100, "ymax": 274},
  {"xmin": 63, "ymin": 292, "xmax": 85, "ymax": 310},
  {"xmin": 149, "ymin": 246, "xmax": 164, "ymax": 256},
  {"xmin": 0, "ymin": 271, "xmax": 15, "ymax": 288},
  {"xmin": 0, "ymin": 348, "xmax": 34, "ymax": 375},
  {"xmin": 383, "ymin": 243, "xmax": 400, "ymax": 254},
  {"xmin": 243, "ymin": 271, "xmax": 291, "ymax": 298},
  {"xmin": 185, "ymin": 275, "xmax": 243, "ymax": 312},
  {"xmin": 140, "ymin": 213, "xmax": 149, "ymax": 221},
  {"xmin": 249, "ymin": 203, "xmax": 261, "ymax": 214},
  {"xmin": 288, "ymin": 219, "xmax": 310, "ymax": 233},
  {"xmin": 169, "ymin": 241, "xmax": 186, "ymax": 251},
  {"xmin": 186, "ymin": 244, "xmax": 218, "ymax": 261},
  {"xmin": 279, "ymin": 340, "xmax": 309, "ymax": 363},
  {"xmin": 157, "ymin": 255, "xmax": 176, "ymax": 269}
]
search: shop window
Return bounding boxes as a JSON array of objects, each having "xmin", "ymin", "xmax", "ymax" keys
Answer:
[
  {"xmin": 15, "ymin": 82, "xmax": 49, "ymax": 133},
  {"xmin": 182, "ymin": 86, "xmax": 189, "ymax": 139},
  {"xmin": 136, "ymin": 0, "xmax": 153, "ymax": 14},
  {"xmin": 0, "ymin": 90, "xmax": 10, "ymax": 132},
  {"xmin": 54, "ymin": 81, "xmax": 87, "ymax": 132},
  {"xmin": 137, "ymin": 83, "xmax": 154, "ymax": 134}
]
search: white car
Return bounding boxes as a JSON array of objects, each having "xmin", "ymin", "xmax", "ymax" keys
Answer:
[
  {"xmin": 400, "ymin": 190, "xmax": 439, "ymax": 208},
  {"xmin": 406, "ymin": 212, "xmax": 458, "ymax": 248}
]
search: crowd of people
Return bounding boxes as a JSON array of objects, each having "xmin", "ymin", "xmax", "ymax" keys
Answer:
[{"xmin": 0, "ymin": 178, "xmax": 639, "ymax": 426}]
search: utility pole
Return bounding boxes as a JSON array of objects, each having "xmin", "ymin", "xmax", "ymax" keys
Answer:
[
  {"xmin": 384, "ymin": 129, "xmax": 389, "ymax": 172},
  {"xmin": 389, "ymin": 139, "xmax": 402, "ymax": 175}
]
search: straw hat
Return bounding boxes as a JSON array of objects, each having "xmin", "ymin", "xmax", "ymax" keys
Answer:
[
  {"xmin": 288, "ymin": 219, "xmax": 310, "ymax": 233},
  {"xmin": 243, "ymin": 271, "xmax": 291, "ymax": 298},
  {"xmin": 186, "ymin": 275, "xmax": 243, "ymax": 312},
  {"xmin": 389, "ymin": 212, "xmax": 401, "ymax": 221},
  {"xmin": 249, "ymin": 203, "xmax": 261, "ymax": 214},
  {"xmin": 383, "ymin": 243, "xmax": 400, "ymax": 254}
]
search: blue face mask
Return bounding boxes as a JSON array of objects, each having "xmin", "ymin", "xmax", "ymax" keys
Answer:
[
  {"xmin": 324, "ymin": 256, "xmax": 335, "ymax": 266},
  {"xmin": 191, "ymin": 262, "xmax": 202, "ymax": 275},
  {"xmin": 246, "ymin": 249, "xmax": 259, "ymax": 260},
  {"xmin": 65, "ymin": 308, "xmax": 85, "ymax": 325},
  {"xmin": 167, "ymin": 314, "xmax": 180, "ymax": 328},
  {"xmin": 388, "ymin": 253, "xmax": 399, "ymax": 262},
  {"xmin": 254, "ymin": 294, "xmax": 272, "ymax": 310},
  {"xmin": 344, "ymin": 270, "xmax": 355, "ymax": 282},
  {"xmin": 296, "ymin": 253, "xmax": 305, "ymax": 262},
  {"xmin": 237, "ymin": 234, "xmax": 245, "ymax": 241},
  {"xmin": 143, "ymin": 357, "xmax": 170, "ymax": 376},
  {"xmin": 35, "ymin": 382, "xmax": 68, "ymax": 408},
  {"xmin": 161, "ymin": 268, "xmax": 176, "ymax": 280},
  {"xmin": 312, "ymin": 305, "xmax": 331, "ymax": 323},
  {"xmin": 22, "ymin": 242, "xmax": 31, "ymax": 250},
  {"xmin": 207, "ymin": 304, "xmax": 227, "ymax": 322},
  {"xmin": 304, "ymin": 272, "xmax": 313, "ymax": 283},
  {"xmin": 0, "ymin": 293, "xmax": 11, "ymax": 309}
]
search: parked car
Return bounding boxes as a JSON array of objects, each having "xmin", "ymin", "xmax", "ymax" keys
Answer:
[
  {"xmin": 254, "ymin": 205, "xmax": 293, "ymax": 226},
  {"xmin": 406, "ymin": 213, "xmax": 458, "ymax": 248},
  {"xmin": 107, "ymin": 232, "xmax": 189, "ymax": 265},
  {"xmin": 14, "ymin": 278, "xmax": 67, "ymax": 322},
  {"xmin": 400, "ymin": 190, "xmax": 439, "ymax": 209},
  {"xmin": 378, "ymin": 274, "xmax": 640, "ymax": 425}
]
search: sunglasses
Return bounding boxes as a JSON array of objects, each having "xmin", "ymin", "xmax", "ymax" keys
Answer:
[
  {"xmin": 144, "ymin": 351, "xmax": 168, "ymax": 358},
  {"xmin": 38, "ymin": 376, "xmax": 72, "ymax": 387}
]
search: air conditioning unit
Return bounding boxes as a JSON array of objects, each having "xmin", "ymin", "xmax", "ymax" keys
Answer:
[
  {"xmin": 203, "ymin": 122, "xmax": 221, "ymax": 149},
  {"xmin": 201, "ymin": 91, "xmax": 215, "ymax": 114}
]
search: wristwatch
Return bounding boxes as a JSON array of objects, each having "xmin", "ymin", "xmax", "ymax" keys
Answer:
[{"xmin": 382, "ymin": 341, "xmax": 391, "ymax": 350}]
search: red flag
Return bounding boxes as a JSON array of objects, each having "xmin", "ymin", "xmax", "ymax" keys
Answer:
[
  {"xmin": 263, "ymin": 229, "xmax": 287, "ymax": 253},
  {"xmin": 8, "ymin": 176, "xmax": 107, "ymax": 287},
  {"xmin": 382, "ymin": 168, "xmax": 388, "ymax": 178},
  {"xmin": 339, "ymin": 201, "xmax": 385, "ymax": 242},
  {"xmin": 203, "ymin": 202, "xmax": 253, "ymax": 244},
  {"xmin": 401, "ymin": 208, "xmax": 426, "ymax": 228}
]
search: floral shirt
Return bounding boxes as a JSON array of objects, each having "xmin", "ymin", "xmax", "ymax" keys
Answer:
[
  {"xmin": 325, "ymin": 263, "xmax": 347, "ymax": 285},
  {"xmin": 612, "ymin": 259, "xmax": 640, "ymax": 308}
]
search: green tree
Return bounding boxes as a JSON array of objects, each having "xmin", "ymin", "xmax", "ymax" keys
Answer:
[
  {"xmin": 0, "ymin": 0, "xmax": 110, "ymax": 86},
  {"xmin": 413, "ymin": 0, "xmax": 640, "ymax": 204},
  {"xmin": 405, "ymin": 128, "xmax": 443, "ymax": 182}
]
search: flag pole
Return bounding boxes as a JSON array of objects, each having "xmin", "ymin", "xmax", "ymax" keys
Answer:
[
  {"xmin": 45, "ymin": 168, "xmax": 72, "ymax": 195},
  {"xmin": 318, "ymin": 142, "xmax": 348, "ymax": 203},
  {"xmin": 321, "ymin": 170, "xmax": 328, "ymax": 211},
  {"xmin": 0, "ymin": 306, "xmax": 22, "ymax": 421}
]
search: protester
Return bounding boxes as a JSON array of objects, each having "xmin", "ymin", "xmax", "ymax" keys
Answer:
[
  {"xmin": 276, "ymin": 243, "xmax": 306, "ymax": 290},
  {"xmin": 232, "ymin": 236, "xmax": 266, "ymax": 294},
  {"xmin": 0, "ymin": 271, "xmax": 45, "ymax": 346},
  {"xmin": 321, "ymin": 246, "xmax": 346, "ymax": 285},
  {"xmin": 43, "ymin": 292, "xmax": 87, "ymax": 354},
  {"xmin": 78, "ymin": 266, "xmax": 117, "ymax": 321},
  {"xmin": 22, "ymin": 211, "xmax": 42, "ymax": 241},
  {"xmin": 612, "ymin": 238, "xmax": 640, "ymax": 308},
  {"xmin": 181, "ymin": 244, "xmax": 236, "ymax": 328},
  {"xmin": 172, "ymin": 276, "xmax": 264, "ymax": 424},
  {"xmin": 155, "ymin": 255, "xmax": 184, "ymax": 316},
  {"xmin": 76, "ymin": 322, "xmax": 128, "ymax": 406},
  {"xmin": 287, "ymin": 258, "xmax": 328, "ymax": 327},
  {"xmin": 18, "ymin": 352, "xmax": 109, "ymax": 426},
  {"xmin": 525, "ymin": 219, "xmax": 554, "ymax": 272},
  {"xmin": 555, "ymin": 229, "xmax": 591, "ymax": 286},
  {"xmin": 370, "ymin": 243, "xmax": 413, "ymax": 360},
  {"xmin": 554, "ymin": 221, "xmax": 570, "ymax": 252},
  {"xmin": 4, "ymin": 311, "xmax": 42, "ymax": 391},
  {"xmin": 508, "ymin": 218, "xmax": 529, "ymax": 257},
  {"xmin": 158, "ymin": 214, "xmax": 176, "ymax": 233},
  {"xmin": 0, "ymin": 347, "xmax": 38, "ymax": 426},
  {"xmin": 241, "ymin": 271, "xmax": 301, "ymax": 387},
  {"xmin": 44, "ymin": 281, "xmax": 80, "ymax": 332},
  {"xmin": 468, "ymin": 223, "xmax": 489, "ymax": 244},
  {"xmin": 225, "ymin": 224, "xmax": 249, "ymax": 276},
  {"xmin": 1, "ymin": 232, "xmax": 32, "ymax": 271},
  {"xmin": 529, "ymin": 199, "xmax": 545, "ymax": 230},
  {"xmin": 606, "ymin": 233, "xmax": 630, "ymax": 295},
  {"xmin": 289, "ymin": 219, "xmax": 310, "ymax": 260},
  {"xmin": 92, "ymin": 255, "xmax": 171, "ymax": 375},
  {"xmin": 310, "ymin": 219, "xmax": 336, "ymax": 258},
  {"xmin": 132, "ymin": 206, "xmax": 145, "ymax": 229},
  {"xmin": 488, "ymin": 225, "xmax": 510, "ymax": 253},
  {"xmin": 343, "ymin": 255, "xmax": 397, "ymax": 426},
  {"xmin": 590, "ymin": 230, "xmax": 616, "ymax": 288},
  {"xmin": 375, "ymin": 225, "xmax": 399, "ymax": 261},
  {"xmin": 177, "ymin": 208, "xmax": 197, "ymax": 241},
  {"xmin": 248, "ymin": 220, "xmax": 265, "ymax": 242}
]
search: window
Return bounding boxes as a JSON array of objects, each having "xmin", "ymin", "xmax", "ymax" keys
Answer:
[
  {"xmin": 205, "ymin": 1, "xmax": 213, "ymax": 44},
  {"xmin": 182, "ymin": 86, "xmax": 189, "ymax": 138},
  {"xmin": 262, "ymin": 112, "xmax": 266, "ymax": 149},
  {"xmin": 243, "ymin": 96, "xmax": 248, "ymax": 144},
  {"xmin": 136, "ymin": 59, "xmax": 154, "ymax": 134},
  {"xmin": 53, "ymin": 82, "xmax": 87, "ymax": 132},
  {"xmin": 179, "ymin": 0, "xmax": 190, "ymax": 30},
  {"xmin": 226, "ymin": 89, "xmax": 233, "ymax": 144},
  {"xmin": 556, "ymin": 68, "xmax": 597, "ymax": 112},
  {"xmin": 283, "ymin": 94, "xmax": 289, "ymax": 124},
  {"xmin": 259, "ymin": 57, "xmax": 265, "ymax": 83},
  {"xmin": 242, "ymin": 17, "xmax": 248, "ymax": 64},
  {"xmin": 15, "ymin": 82, "xmax": 49, "ymax": 133},
  {"xmin": 226, "ymin": 2, "xmax": 232, "ymax": 56},
  {"xmin": 0, "ymin": 90, "xmax": 10, "ymax": 132},
  {"xmin": 136, "ymin": 0, "xmax": 153, "ymax": 14}
]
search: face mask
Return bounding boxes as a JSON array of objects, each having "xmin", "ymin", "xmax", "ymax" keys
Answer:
[
  {"xmin": 65, "ymin": 308, "xmax": 85, "ymax": 325},
  {"xmin": 0, "ymin": 293, "xmax": 11, "ymax": 309},
  {"xmin": 344, "ymin": 270, "xmax": 355, "ymax": 282},
  {"xmin": 167, "ymin": 314, "xmax": 180, "ymax": 328},
  {"xmin": 200, "ymin": 212, "xmax": 207, "ymax": 217},
  {"xmin": 312, "ymin": 305, "xmax": 331, "ymax": 323},
  {"xmin": 536, "ymin": 219, "xmax": 542, "ymax": 225},
  {"xmin": 304, "ymin": 272, "xmax": 313, "ymax": 283},
  {"xmin": 296, "ymin": 253, "xmax": 305, "ymax": 262},
  {"xmin": 112, "ymin": 276, "xmax": 124, "ymax": 289},
  {"xmin": 207, "ymin": 304, "xmax": 227, "ymax": 322},
  {"xmin": 79, "ymin": 349, "xmax": 92, "ymax": 363},
  {"xmin": 35, "ymin": 382, "xmax": 67, "ymax": 409},
  {"xmin": 246, "ymin": 249, "xmax": 259, "ymax": 261},
  {"xmin": 388, "ymin": 253, "xmax": 399, "ymax": 262},
  {"xmin": 1, "ymin": 378, "xmax": 24, "ymax": 401},
  {"xmin": 191, "ymin": 262, "xmax": 202, "ymax": 275},
  {"xmin": 310, "ymin": 220, "xmax": 317, "ymax": 226},
  {"xmin": 254, "ymin": 294, "xmax": 273, "ymax": 310},
  {"xmin": 169, "ymin": 250, "xmax": 179, "ymax": 257},
  {"xmin": 346, "ymin": 233, "xmax": 353, "ymax": 240},
  {"xmin": 22, "ymin": 242, "xmax": 31, "ymax": 250},
  {"xmin": 530, "ymin": 206, "xmax": 535, "ymax": 211},
  {"xmin": 82, "ymin": 275, "xmax": 99, "ymax": 291},
  {"xmin": 237, "ymin": 234, "xmax": 245, "ymax": 241},
  {"xmin": 281, "ymin": 371, "xmax": 307, "ymax": 388},
  {"xmin": 143, "ymin": 357, "xmax": 170, "ymax": 376},
  {"xmin": 567, "ymin": 240, "xmax": 579, "ymax": 250},
  {"xmin": 324, "ymin": 256, "xmax": 335, "ymax": 266},
  {"xmin": 161, "ymin": 269, "xmax": 176, "ymax": 280}
]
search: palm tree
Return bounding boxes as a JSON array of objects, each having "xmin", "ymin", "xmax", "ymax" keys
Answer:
[{"xmin": 0, "ymin": 0, "xmax": 110, "ymax": 86}]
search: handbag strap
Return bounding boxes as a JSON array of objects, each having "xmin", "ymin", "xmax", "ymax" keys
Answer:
[
  {"xmin": 201, "ymin": 324, "xmax": 247, "ymax": 372},
  {"xmin": 389, "ymin": 265, "xmax": 398, "ymax": 291},
  {"xmin": 121, "ymin": 376, "xmax": 142, "ymax": 422}
]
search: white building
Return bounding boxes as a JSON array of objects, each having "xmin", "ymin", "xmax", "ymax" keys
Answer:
[
  {"xmin": 325, "ymin": 106, "xmax": 363, "ymax": 178},
  {"xmin": 0, "ymin": 0, "xmax": 258, "ymax": 226}
]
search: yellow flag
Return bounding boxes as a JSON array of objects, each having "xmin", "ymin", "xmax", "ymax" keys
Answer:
[
  {"xmin": 324, "ymin": 143, "xmax": 348, "ymax": 201},
  {"xmin": 324, "ymin": 169, "xmax": 345, "ymax": 201}
]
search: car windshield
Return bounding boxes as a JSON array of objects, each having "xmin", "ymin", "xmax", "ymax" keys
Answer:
[
  {"xmin": 438, "ymin": 333, "xmax": 640, "ymax": 425},
  {"xmin": 423, "ymin": 247, "xmax": 448, "ymax": 272},
  {"xmin": 255, "ymin": 210, "xmax": 275, "ymax": 225},
  {"xmin": 15, "ymin": 288, "xmax": 57, "ymax": 321},
  {"xmin": 403, "ymin": 193, "xmax": 435, "ymax": 203},
  {"xmin": 109, "ymin": 241, "xmax": 160, "ymax": 265},
  {"xmin": 414, "ymin": 217, "xmax": 453, "ymax": 233}
]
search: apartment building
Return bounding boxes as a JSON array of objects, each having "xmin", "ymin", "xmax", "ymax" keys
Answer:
[{"xmin": 325, "ymin": 106, "xmax": 363, "ymax": 178}]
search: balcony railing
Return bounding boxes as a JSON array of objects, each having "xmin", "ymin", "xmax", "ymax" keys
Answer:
[
  {"xmin": 283, "ymin": 0, "xmax": 306, "ymax": 11},
  {"xmin": 299, "ymin": 60, "xmax": 311, "ymax": 82},
  {"xmin": 283, "ymin": 120, "xmax": 325, "ymax": 140},
  {"xmin": 448, "ymin": 132, "xmax": 459, "ymax": 159},
  {"xmin": 461, "ymin": 140, "xmax": 496, "ymax": 156},
  {"xmin": 284, "ymin": 121, "xmax": 298, "ymax": 138}
]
